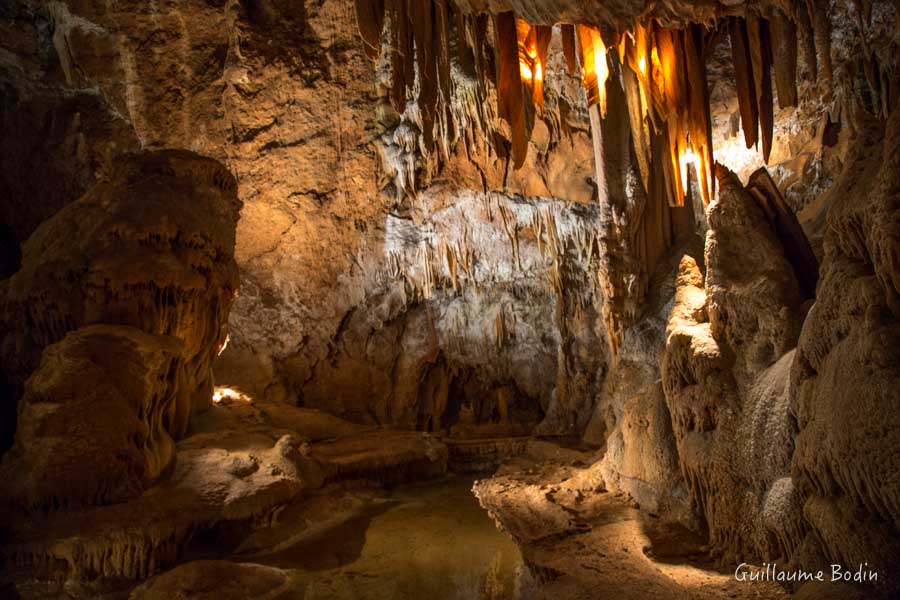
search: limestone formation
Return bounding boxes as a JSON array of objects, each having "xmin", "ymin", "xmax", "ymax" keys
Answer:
[
  {"xmin": 790, "ymin": 107, "xmax": 900, "ymax": 582},
  {"xmin": 1, "ymin": 149, "xmax": 240, "ymax": 455},
  {"xmin": 660, "ymin": 165, "xmax": 808, "ymax": 563},
  {"xmin": 1, "ymin": 325, "xmax": 185, "ymax": 511},
  {"xmin": 1, "ymin": 0, "xmax": 899, "ymax": 598}
]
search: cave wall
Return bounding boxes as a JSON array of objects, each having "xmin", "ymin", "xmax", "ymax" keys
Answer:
[
  {"xmin": 790, "ymin": 106, "xmax": 900, "ymax": 579},
  {"xmin": 1, "ymin": 0, "xmax": 899, "ymax": 593},
  {"xmin": 0, "ymin": 0, "xmax": 692, "ymax": 436}
]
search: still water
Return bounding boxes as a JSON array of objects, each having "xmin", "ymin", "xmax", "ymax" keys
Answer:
[{"xmin": 258, "ymin": 475, "xmax": 533, "ymax": 600}]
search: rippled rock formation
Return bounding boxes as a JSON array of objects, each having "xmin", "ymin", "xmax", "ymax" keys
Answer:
[
  {"xmin": 1, "ymin": 0, "xmax": 899, "ymax": 598},
  {"xmin": 2, "ymin": 325, "xmax": 186, "ymax": 511},
  {"xmin": 790, "ymin": 106, "xmax": 900, "ymax": 580},
  {"xmin": 0, "ymin": 150, "xmax": 241, "ymax": 458}
]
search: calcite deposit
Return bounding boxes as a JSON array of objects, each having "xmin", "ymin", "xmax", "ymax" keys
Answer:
[{"xmin": 1, "ymin": 0, "xmax": 899, "ymax": 598}]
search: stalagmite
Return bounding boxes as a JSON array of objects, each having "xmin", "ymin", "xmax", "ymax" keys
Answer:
[
  {"xmin": 728, "ymin": 16, "xmax": 759, "ymax": 149},
  {"xmin": 769, "ymin": 9, "xmax": 799, "ymax": 108},
  {"xmin": 747, "ymin": 13, "xmax": 774, "ymax": 164}
]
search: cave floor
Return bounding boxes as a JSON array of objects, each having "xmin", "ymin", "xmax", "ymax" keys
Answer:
[
  {"xmin": 5, "ymin": 396, "xmax": 791, "ymax": 599},
  {"xmin": 142, "ymin": 472, "xmax": 788, "ymax": 600}
]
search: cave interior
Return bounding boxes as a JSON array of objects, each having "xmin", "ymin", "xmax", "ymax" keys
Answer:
[{"xmin": 0, "ymin": 0, "xmax": 899, "ymax": 598}]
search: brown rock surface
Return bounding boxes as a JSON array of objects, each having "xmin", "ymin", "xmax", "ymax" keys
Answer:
[
  {"xmin": 4, "ymin": 396, "xmax": 448, "ymax": 583},
  {"xmin": 1, "ymin": 325, "xmax": 185, "ymax": 511},
  {"xmin": 1, "ymin": 149, "xmax": 240, "ymax": 439},
  {"xmin": 660, "ymin": 166, "xmax": 806, "ymax": 563},
  {"xmin": 790, "ymin": 107, "xmax": 900, "ymax": 586},
  {"xmin": 473, "ymin": 445, "xmax": 790, "ymax": 600},
  {"xmin": 129, "ymin": 561, "xmax": 298, "ymax": 600}
]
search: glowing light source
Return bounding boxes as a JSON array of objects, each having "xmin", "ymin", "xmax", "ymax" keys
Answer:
[
  {"xmin": 680, "ymin": 146, "xmax": 699, "ymax": 194},
  {"xmin": 638, "ymin": 56, "xmax": 647, "ymax": 75},
  {"xmin": 212, "ymin": 386, "xmax": 250, "ymax": 404},
  {"xmin": 594, "ymin": 39, "xmax": 609, "ymax": 84},
  {"xmin": 576, "ymin": 25, "xmax": 610, "ymax": 116},
  {"xmin": 519, "ymin": 60, "xmax": 533, "ymax": 81}
]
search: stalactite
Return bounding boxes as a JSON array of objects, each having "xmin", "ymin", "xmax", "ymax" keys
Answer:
[
  {"xmin": 622, "ymin": 65, "xmax": 651, "ymax": 196},
  {"xmin": 410, "ymin": 0, "xmax": 437, "ymax": 149},
  {"xmin": 435, "ymin": 0, "xmax": 452, "ymax": 106},
  {"xmin": 770, "ymin": 8, "xmax": 799, "ymax": 108},
  {"xmin": 494, "ymin": 11, "xmax": 533, "ymax": 169},
  {"xmin": 794, "ymin": 2, "xmax": 818, "ymax": 83},
  {"xmin": 807, "ymin": 0, "xmax": 834, "ymax": 80},
  {"xmin": 729, "ymin": 16, "xmax": 759, "ymax": 149},
  {"xmin": 560, "ymin": 24, "xmax": 577, "ymax": 76},
  {"xmin": 683, "ymin": 25, "xmax": 714, "ymax": 206},
  {"xmin": 354, "ymin": 0, "xmax": 385, "ymax": 60},
  {"xmin": 575, "ymin": 25, "xmax": 610, "ymax": 117},
  {"xmin": 498, "ymin": 202, "xmax": 521, "ymax": 270},
  {"xmin": 360, "ymin": 3, "xmax": 733, "ymax": 212},
  {"xmin": 493, "ymin": 308, "xmax": 507, "ymax": 350},
  {"xmin": 747, "ymin": 13, "xmax": 774, "ymax": 164},
  {"xmin": 533, "ymin": 25, "xmax": 553, "ymax": 108},
  {"xmin": 654, "ymin": 26, "xmax": 688, "ymax": 206}
]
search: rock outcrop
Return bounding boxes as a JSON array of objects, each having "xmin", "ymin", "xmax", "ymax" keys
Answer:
[
  {"xmin": 790, "ymin": 107, "xmax": 900, "ymax": 584},
  {"xmin": 660, "ymin": 166, "xmax": 806, "ymax": 563},
  {"xmin": 4, "ymin": 396, "xmax": 449, "ymax": 584},
  {"xmin": 2, "ymin": 325, "xmax": 185, "ymax": 511},
  {"xmin": 0, "ymin": 150, "xmax": 241, "ymax": 455}
]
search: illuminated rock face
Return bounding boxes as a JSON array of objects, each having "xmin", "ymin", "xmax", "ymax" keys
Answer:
[
  {"xmin": 659, "ymin": 168, "xmax": 806, "ymax": 563},
  {"xmin": 0, "ymin": 0, "xmax": 899, "ymax": 597}
]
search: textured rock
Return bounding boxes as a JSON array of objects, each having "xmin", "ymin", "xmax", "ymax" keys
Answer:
[
  {"xmin": 660, "ymin": 166, "xmax": 806, "ymax": 563},
  {"xmin": 5, "ymin": 396, "xmax": 449, "ymax": 583},
  {"xmin": 1, "ymin": 150, "xmax": 241, "ymax": 452},
  {"xmin": 1, "ymin": 325, "xmax": 184, "ymax": 511},
  {"xmin": 7, "ymin": 430, "xmax": 307, "ymax": 581},
  {"xmin": 473, "ymin": 442, "xmax": 790, "ymax": 599},
  {"xmin": 790, "ymin": 107, "xmax": 900, "ymax": 588},
  {"xmin": 586, "ymin": 241, "xmax": 700, "ymax": 525}
]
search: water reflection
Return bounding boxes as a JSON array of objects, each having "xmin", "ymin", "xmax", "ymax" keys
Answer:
[{"xmin": 259, "ymin": 476, "xmax": 533, "ymax": 600}]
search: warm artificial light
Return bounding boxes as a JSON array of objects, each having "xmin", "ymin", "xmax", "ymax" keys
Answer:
[
  {"xmin": 212, "ymin": 386, "xmax": 250, "ymax": 404},
  {"xmin": 680, "ymin": 147, "xmax": 698, "ymax": 194},
  {"xmin": 638, "ymin": 56, "xmax": 647, "ymax": 75},
  {"xmin": 519, "ymin": 60, "xmax": 533, "ymax": 81}
]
